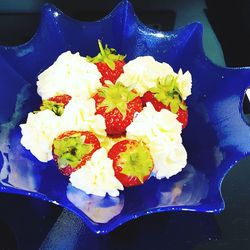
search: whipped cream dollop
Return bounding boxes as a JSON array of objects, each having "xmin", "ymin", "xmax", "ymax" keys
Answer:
[
  {"xmin": 70, "ymin": 148, "xmax": 124, "ymax": 197},
  {"xmin": 117, "ymin": 56, "xmax": 174, "ymax": 96},
  {"xmin": 20, "ymin": 110, "xmax": 61, "ymax": 162},
  {"xmin": 37, "ymin": 51, "xmax": 102, "ymax": 100},
  {"xmin": 175, "ymin": 69, "xmax": 192, "ymax": 100},
  {"xmin": 126, "ymin": 103, "xmax": 187, "ymax": 179},
  {"xmin": 60, "ymin": 98, "xmax": 106, "ymax": 138}
]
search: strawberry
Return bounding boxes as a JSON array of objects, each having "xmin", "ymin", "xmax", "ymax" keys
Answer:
[
  {"xmin": 48, "ymin": 94, "xmax": 72, "ymax": 106},
  {"xmin": 93, "ymin": 83, "xmax": 143, "ymax": 136},
  {"xmin": 108, "ymin": 139, "xmax": 153, "ymax": 187},
  {"xmin": 141, "ymin": 76, "xmax": 188, "ymax": 128},
  {"xmin": 52, "ymin": 130, "xmax": 101, "ymax": 176},
  {"xmin": 40, "ymin": 94, "xmax": 72, "ymax": 116},
  {"xmin": 86, "ymin": 39, "xmax": 126, "ymax": 85}
]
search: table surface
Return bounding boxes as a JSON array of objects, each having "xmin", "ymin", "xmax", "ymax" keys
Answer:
[{"xmin": 0, "ymin": 1, "xmax": 250, "ymax": 249}]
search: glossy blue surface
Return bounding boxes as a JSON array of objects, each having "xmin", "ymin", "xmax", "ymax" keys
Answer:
[{"xmin": 0, "ymin": 0, "xmax": 250, "ymax": 234}]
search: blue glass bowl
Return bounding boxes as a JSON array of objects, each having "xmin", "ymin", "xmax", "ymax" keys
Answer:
[{"xmin": 1, "ymin": 0, "xmax": 250, "ymax": 234}]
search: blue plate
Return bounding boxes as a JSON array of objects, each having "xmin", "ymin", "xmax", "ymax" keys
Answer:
[{"xmin": 0, "ymin": 0, "xmax": 250, "ymax": 234}]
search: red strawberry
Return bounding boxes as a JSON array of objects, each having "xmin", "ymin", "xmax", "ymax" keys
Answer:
[
  {"xmin": 141, "ymin": 76, "xmax": 188, "ymax": 128},
  {"xmin": 52, "ymin": 130, "xmax": 101, "ymax": 176},
  {"xmin": 141, "ymin": 91, "xmax": 165, "ymax": 111},
  {"xmin": 48, "ymin": 94, "xmax": 72, "ymax": 106},
  {"xmin": 108, "ymin": 139, "xmax": 153, "ymax": 187},
  {"xmin": 93, "ymin": 83, "xmax": 143, "ymax": 136},
  {"xmin": 175, "ymin": 107, "xmax": 188, "ymax": 129},
  {"xmin": 86, "ymin": 39, "xmax": 126, "ymax": 85},
  {"xmin": 40, "ymin": 94, "xmax": 72, "ymax": 116}
]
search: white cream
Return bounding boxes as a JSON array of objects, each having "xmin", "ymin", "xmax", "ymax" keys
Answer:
[
  {"xmin": 37, "ymin": 51, "xmax": 102, "ymax": 100},
  {"xmin": 148, "ymin": 137, "xmax": 187, "ymax": 179},
  {"xmin": 20, "ymin": 110, "xmax": 61, "ymax": 162},
  {"xmin": 126, "ymin": 103, "xmax": 182, "ymax": 144},
  {"xmin": 69, "ymin": 148, "xmax": 124, "ymax": 197},
  {"xmin": 126, "ymin": 103, "xmax": 187, "ymax": 179},
  {"xmin": 176, "ymin": 69, "xmax": 192, "ymax": 100},
  {"xmin": 117, "ymin": 56, "xmax": 174, "ymax": 96},
  {"xmin": 60, "ymin": 98, "xmax": 106, "ymax": 138}
]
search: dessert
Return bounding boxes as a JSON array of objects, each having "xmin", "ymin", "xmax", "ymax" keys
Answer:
[{"xmin": 20, "ymin": 41, "xmax": 192, "ymax": 197}]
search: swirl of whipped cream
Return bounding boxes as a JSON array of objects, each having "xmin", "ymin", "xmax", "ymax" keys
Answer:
[
  {"xmin": 59, "ymin": 98, "xmax": 106, "ymax": 138},
  {"xmin": 69, "ymin": 148, "xmax": 124, "ymax": 197},
  {"xmin": 37, "ymin": 51, "xmax": 102, "ymax": 100},
  {"xmin": 126, "ymin": 103, "xmax": 187, "ymax": 179},
  {"xmin": 175, "ymin": 69, "xmax": 192, "ymax": 100},
  {"xmin": 148, "ymin": 137, "xmax": 187, "ymax": 179},
  {"xmin": 117, "ymin": 56, "xmax": 174, "ymax": 96},
  {"xmin": 20, "ymin": 110, "xmax": 61, "ymax": 162}
]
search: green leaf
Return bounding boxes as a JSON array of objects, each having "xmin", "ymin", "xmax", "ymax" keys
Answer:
[
  {"xmin": 40, "ymin": 100, "xmax": 65, "ymax": 116},
  {"xmin": 97, "ymin": 83, "xmax": 137, "ymax": 119},
  {"xmin": 119, "ymin": 141, "xmax": 153, "ymax": 184},
  {"xmin": 179, "ymin": 102, "xmax": 187, "ymax": 111},
  {"xmin": 98, "ymin": 39, "xmax": 105, "ymax": 56},
  {"xmin": 169, "ymin": 95, "xmax": 181, "ymax": 113},
  {"xmin": 149, "ymin": 75, "xmax": 186, "ymax": 113},
  {"xmin": 104, "ymin": 57, "xmax": 115, "ymax": 70},
  {"xmin": 86, "ymin": 39, "xmax": 126, "ymax": 70},
  {"xmin": 170, "ymin": 101, "xmax": 179, "ymax": 114},
  {"xmin": 54, "ymin": 134, "xmax": 93, "ymax": 168}
]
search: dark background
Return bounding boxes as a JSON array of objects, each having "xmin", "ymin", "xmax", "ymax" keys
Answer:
[{"xmin": 0, "ymin": 0, "xmax": 250, "ymax": 67}]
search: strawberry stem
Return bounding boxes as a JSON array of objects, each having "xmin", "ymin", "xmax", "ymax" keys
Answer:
[
  {"xmin": 86, "ymin": 39, "xmax": 126, "ymax": 70},
  {"xmin": 119, "ymin": 141, "xmax": 153, "ymax": 184},
  {"xmin": 150, "ymin": 76, "xmax": 187, "ymax": 113},
  {"xmin": 54, "ymin": 134, "xmax": 93, "ymax": 168},
  {"xmin": 39, "ymin": 100, "xmax": 65, "ymax": 116},
  {"xmin": 98, "ymin": 39, "xmax": 105, "ymax": 56},
  {"xmin": 97, "ymin": 83, "xmax": 137, "ymax": 118}
]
